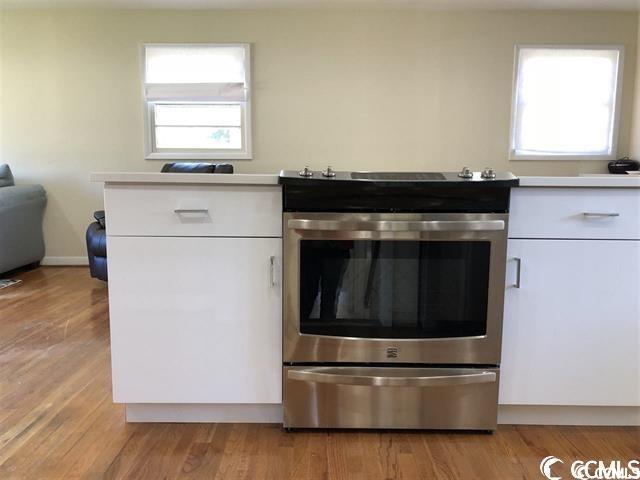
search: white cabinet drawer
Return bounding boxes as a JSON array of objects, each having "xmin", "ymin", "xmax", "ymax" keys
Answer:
[
  {"xmin": 105, "ymin": 184, "xmax": 282, "ymax": 237},
  {"xmin": 509, "ymin": 188, "xmax": 640, "ymax": 240}
]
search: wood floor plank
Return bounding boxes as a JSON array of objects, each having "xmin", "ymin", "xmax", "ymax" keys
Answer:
[
  {"xmin": 0, "ymin": 266, "xmax": 637, "ymax": 480},
  {"xmin": 288, "ymin": 430, "xmax": 329, "ymax": 480},
  {"xmin": 54, "ymin": 399, "xmax": 128, "ymax": 479}
]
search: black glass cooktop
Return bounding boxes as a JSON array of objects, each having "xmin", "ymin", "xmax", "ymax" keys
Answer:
[
  {"xmin": 279, "ymin": 169, "xmax": 519, "ymax": 213},
  {"xmin": 350, "ymin": 172, "xmax": 446, "ymax": 181}
]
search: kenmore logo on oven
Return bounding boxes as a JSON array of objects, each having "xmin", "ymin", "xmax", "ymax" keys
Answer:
[{"xmin": 386, "ymin": 347, "xmax": 399, "ymax": 359}]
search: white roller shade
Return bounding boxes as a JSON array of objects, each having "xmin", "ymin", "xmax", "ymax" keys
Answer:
[
  {"xmin": 145, "ymin": 83, "xmax": 247, "ymax": 102},
  {"xmin": 144, "ymin": 44, "xmax": 249, "ymax": 103},
  {"xmin": 145, "ymin": 45, "xmax": 247, "ymax": 84},
  {"xmin": 511, "ymin": 46, "xmax": 622, "ymax": 157}
]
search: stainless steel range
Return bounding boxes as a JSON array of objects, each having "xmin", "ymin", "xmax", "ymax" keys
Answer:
[{"xmin": 279, "ymin": 167, "xmax": 519, "ymax": 430}]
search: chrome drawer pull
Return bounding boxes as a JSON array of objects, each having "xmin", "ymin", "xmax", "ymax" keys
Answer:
[
  {"xmin": 269, "ymin": 256, "xmax": 277, "ymax": 287},
  {"xmin": 287, "ymin": 369, "xmax": 496, "ymax": 387},
  {"xmin": 174, "ymin": 209, "xmax": 209, "ymax": 214},
  {"xmin": 582, "ymin": 212, "xmax": 620, "ymax": 218}
]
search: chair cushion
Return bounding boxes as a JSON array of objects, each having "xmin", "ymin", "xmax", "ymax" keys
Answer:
[
  {"xmin": 0, "ymin": 164, "xmax": 15, "ymax": 187},
  {"xmin": 0, "ymin": 185, "xmax": 46, "ymax": 209},
  {"xmin": 86, "ymin": 222, "xmax": 107, "ymax": 257},
  {"xmin": 160, "ymin": 162, "xmax": 234, "ymax": 174}
]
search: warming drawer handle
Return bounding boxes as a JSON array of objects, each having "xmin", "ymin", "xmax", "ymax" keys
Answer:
[
  {"xmin": 287, "ymin": 369, "xmax": 497, "ymax": 387},
  {"xmin": 287, "ymin": 219, "xmax": 505, "ymax": 232}
]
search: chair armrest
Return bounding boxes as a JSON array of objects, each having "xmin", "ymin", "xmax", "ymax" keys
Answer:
[{"xmin": 0, "ymin": 185, "xmax": 46, "ymax": 209}]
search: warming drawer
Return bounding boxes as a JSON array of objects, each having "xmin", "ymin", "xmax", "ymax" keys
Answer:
[{"xmin": 283, "ymin": 366, "xmax": 500, "ymax": 430}]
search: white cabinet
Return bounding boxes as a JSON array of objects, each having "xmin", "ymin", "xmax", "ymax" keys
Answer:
[
  {"xmin": 102, "ymin": 181, "xmax": 283, "ymax": 412},
  {"xmin": 500, "ymin": 238, "xmax": 640, "ymax": 406},
  {"xmin": 107, "ymin": 236, "xmax": 282, "ymax": 404}
]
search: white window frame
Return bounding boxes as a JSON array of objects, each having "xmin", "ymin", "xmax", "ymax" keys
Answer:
[
  {"xmin": 142, "ymin": 43, "xmax": 252, "ymax": 161},
  {"xmin": 509, "ymin": 44, "xmax": 624, "ymax": 161}
]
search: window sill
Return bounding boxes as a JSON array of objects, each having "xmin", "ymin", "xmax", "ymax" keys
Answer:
[
  {"xmin": 145, "ymin": 152, "xmax": 252, "ymax": 161},
  {"xmin": 510, "ymin": 153, "xmax": 615, "ymax": 161}
]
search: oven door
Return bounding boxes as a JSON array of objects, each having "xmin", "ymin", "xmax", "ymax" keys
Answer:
[{"xmin": 283, "ymin": 212, "xmax": 508, "ymax": 364}]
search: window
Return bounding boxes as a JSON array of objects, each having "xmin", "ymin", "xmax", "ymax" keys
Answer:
[
  {"xmin": 143, "ymin": 44, "xmax": 251, "ymax": 160},
  {"xmin": 510, "ymin": 46, "xmax": 623, "ymax": 160}
]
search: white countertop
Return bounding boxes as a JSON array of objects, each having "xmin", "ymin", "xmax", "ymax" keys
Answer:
[
  {"xmin": 91, "ymin": 172, "xmax": 640, "ymax": 188},
  {"xmin": 519, "ymin": 175, "xmax": 640, "ymax": 188},
  {"xmin": 90, "ymin": 172, "xmax": 279, "ymax": 185}
]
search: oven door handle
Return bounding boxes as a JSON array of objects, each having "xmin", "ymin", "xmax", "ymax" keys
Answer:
[
  {"xmin": 287, "ymin": 219, "xmax": 505, "ymax": 232},
  {"xmin": 287, "ymin": 369, "xmax": 497, "ymax": 387}
]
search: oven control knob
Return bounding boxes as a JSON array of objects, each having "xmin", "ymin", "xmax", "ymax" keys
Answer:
[
  {"xmin": 458, "ymin": 167, "xmax": 473, "ymax": 179},
  {"xmin": 481, "ymin": 167, "xmax": 496, "ymax": 179},
  {"xmin": 322, "ymin": 166, "xmax": 336, "ymax": 178},
  {"xmin": 298, "ymin": 166, "xmax": 314, "ymax": 177}
]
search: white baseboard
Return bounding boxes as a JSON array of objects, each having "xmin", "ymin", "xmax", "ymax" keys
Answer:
[
  {"xmin": 42, "ymin": 256, "xmax": 89, "ymax": 266},
  {"xmin": 125, "ymin": 403, "xmax": 283, "ymax": 423},
  {"xmin": 124, "ymin": 403, "xmax": 638, "ymax": 426},
  {"xmin": 498, "ymin": 405, "xmax": 640, "ymax": 426},
  {"xmin": 123, "ymin": 404, "xmax": 639, "ymax": 426}
]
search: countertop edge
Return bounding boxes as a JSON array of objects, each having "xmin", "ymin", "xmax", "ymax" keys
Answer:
[
  {"xmin": 89, "ymin": 173, "xmax": 640, "ymax": 188},
  {"xmin": 519, "ymin": 176, "xmax": 640, "ymax": 188},
  {"xmin": 90, "ymin": 172, "xmax": 280, "ymax": 185}
]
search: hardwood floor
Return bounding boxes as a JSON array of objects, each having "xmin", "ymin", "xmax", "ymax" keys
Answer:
[{"xmin": 0, "ymin": 267, "xmax": 637, "ymax": 479}]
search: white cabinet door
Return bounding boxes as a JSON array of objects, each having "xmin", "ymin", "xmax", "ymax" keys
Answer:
[
  {"xmin": 500, "ymin": 239, "xmax": 640, "ymax": 406},
  {"xmin": 107, "ymin": 236, "xmax": 282, "ymax": 404}
]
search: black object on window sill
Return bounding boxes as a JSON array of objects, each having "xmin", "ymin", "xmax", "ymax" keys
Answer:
[
  {"xmin": 608, "ymin": 157, "xmax": 640, "ymax": 174},
  {"xmin": 160, "ymin": 162, "xmax": 234, "ymax": 174}
]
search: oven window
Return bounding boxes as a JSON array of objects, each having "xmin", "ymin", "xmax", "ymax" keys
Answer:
[{"xmin": 299, "ymin": 240, "xmax": 490, "ymax": 339}]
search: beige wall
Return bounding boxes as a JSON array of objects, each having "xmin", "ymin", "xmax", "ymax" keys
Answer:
[
  {"xmin": 1, "ymin": 9, "xmax": 638, "ymax": 258},
  {"xmin": 631, "ymin": 11, "xmax": 640, "ymax": 158},
  {"xmin": 0, "ymin": 8, "xmax": 3, "ymax": 166}
]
